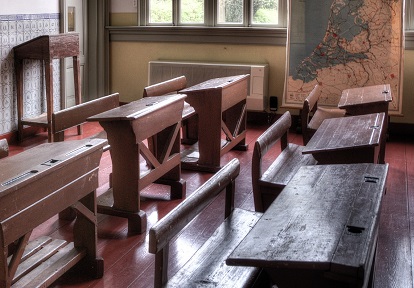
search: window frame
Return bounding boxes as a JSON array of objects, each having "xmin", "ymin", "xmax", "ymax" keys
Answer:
[
  {"xmin": 140, "ymin": 0, "xmax": 287, "ymax": 28},
  {"xmin": 126, "ymin": 0, "xmax": 413, "ymax": 48}
]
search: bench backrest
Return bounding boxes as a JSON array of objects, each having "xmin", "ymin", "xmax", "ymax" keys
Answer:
[
  {"xmin": 149, "ymin": 158, "xmax": 239, "ymax": 288},
  {"xmin": 52, "ymin": 93, "xmax": 119, "ymax": 141},
  {"xmin": 301, "ymin": 84, "xmax": 322, "ymax": 144},
  {"xmin": 143, "ymin": 76, "xmax": 187, "ymax": 97},
  {"xmin": 252, "ymin": 111, "xmax": 291, "ymax": 211},
  {"xmin": 301, "ymin": 84, "xmax": 321, "ymax": 125}
]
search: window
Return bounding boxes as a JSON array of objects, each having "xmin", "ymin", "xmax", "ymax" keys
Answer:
[
  {"xmin": 148, "ymin": 0, "xmax": 172, "ymax": 24},
  {"xmin": 144, "ymin": 0, "xmax": 287, "ymax": 27},
  {"xmin": 406, "ymin": 0, "xmax": 414, "ymax": 31},
  {"xmin": 110, "ymin": 0, "xmax": 413, "ymax": 47},
  {"xmin": 180, "ymin": 0, "xmax": 205, "ymax": 24}
]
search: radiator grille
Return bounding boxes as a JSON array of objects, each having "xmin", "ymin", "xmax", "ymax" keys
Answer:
[{"xmin": 148, "ymin": 60, "xmax": 269, "ymax": 111}]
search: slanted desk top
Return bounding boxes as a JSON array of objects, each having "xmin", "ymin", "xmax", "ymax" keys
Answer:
[
  {"xmin": 338, "ymin": 84, "xmax": 392, "ymax": 112},
  {"xmin": 302, "ymin": 112, "xmax": 385, "ymax": 164},
  {"xmin": 338, "ymin": 84, "xmax": 391, "ymax": 165},
  {"xmin": 227, "ymin": 163, "xmax": 389, "ymax": 288}
]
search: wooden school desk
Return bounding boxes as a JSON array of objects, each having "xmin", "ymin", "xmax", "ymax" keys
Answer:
[
  {"xmin": 179, "ymin": 74, "xmax": 249, "ymax": 172},
  {"xmin": 14, "ymin": 33, "xmax": 82, "ymax": 142},
  {"xmin": 227, "ymin": 163, "xmax": 389, "ymax": 288},
  {"xmin": 302, "ymin": 113, "xmax": 385, "ymax": 164},
  {"xmin": 87, "ymin": 94, "xmax": 186, "ymax": 234},
  {"xmin": 0, "ymin": 138, "xmax": 106, "ymax": 287},
  {"xmin": 338, "ymin": 84, "xmax": 392, "ymax": 164}
]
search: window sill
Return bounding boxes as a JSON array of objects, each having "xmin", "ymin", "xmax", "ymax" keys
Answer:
[
  {"xmin": 107, "ymin": 26, "xmax": 287, "ymax": 46},
  {"xmin": 107, "ymin": 26, "xmax": 414, "ymax": 49}
]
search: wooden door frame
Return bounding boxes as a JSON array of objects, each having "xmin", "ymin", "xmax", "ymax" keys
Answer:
[{"xmin": 59, "ymin": 0, "xmax": 108, "ymax": 102}]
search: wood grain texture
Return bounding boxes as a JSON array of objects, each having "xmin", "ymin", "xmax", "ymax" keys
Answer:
[
  {"xmin": 179, "ymin": 75, "xmax": 249, "ymax": 172},
  {"xmin": 14, "ymin": 34, "xmax": 81, "ymax": 142},
  {"xmin": 228, "ymin": 163, "xmax": 388, "ymax": 287},
  {"xmin": 5, "ymin": 121, "xmax": 414, "ymax": 288},
  {"xmin": 303, "ymin": 112, "xmax": 384, "ymax": 164}
]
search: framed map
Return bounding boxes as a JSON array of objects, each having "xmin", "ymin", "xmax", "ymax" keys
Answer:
[{"xmin": 283, "ymin": 0, "xmax": 404, "ymax": 115}]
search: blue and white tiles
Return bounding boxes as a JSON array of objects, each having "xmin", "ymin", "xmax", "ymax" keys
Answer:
[{"xmin": 0, "ymin": 13, "xmax": 60, "ymax": 135}]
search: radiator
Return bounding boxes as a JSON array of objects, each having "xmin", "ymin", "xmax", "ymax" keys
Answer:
[{"xmin": 148, "ymin": 60, "xmax": 269, "ymax": 111}]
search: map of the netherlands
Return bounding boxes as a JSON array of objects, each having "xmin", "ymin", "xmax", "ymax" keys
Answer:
[{"xmin": 283, "ymin": 0, "xmax": 404, "ymax": 115}]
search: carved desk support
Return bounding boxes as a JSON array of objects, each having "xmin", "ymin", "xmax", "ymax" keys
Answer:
[{"xmin": 88, "ymin": 94, "xmax": 186, "ymax": 235}]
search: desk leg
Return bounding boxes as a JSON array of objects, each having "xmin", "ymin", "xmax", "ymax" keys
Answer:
[
  {"xmin": 15, "ymin": 59, "xmax": 24, "ymax": 142},
  {"xmin": 223, "ymin": 101, "xmax": 248, "ymax": 151},
  {"xmin": 153, "ymin": 124, "xmax": 185, "ymax": 199},
  {"xmin": 0, "ymin": 245, "xmax": 9, "ymax": 287},
  {"xmin": 181, "ymin": 114, "xmax": 198, "ymax": 145},
  {"xmin": 378, "ymin": 113, "xmax": 388, "ymax": 164},
  {"xmin": 199, "ymin": 101, "xmax": 222, "ymax": 168},
  {"xmin": 73, "ymin": 191, "xmax": 103, "ymax": 278},
  {"xmin": 45, "ymin": 60, "xmax": 54, "ymax": 142},
  {"xmin": 98, "ymin": 122, "xmax": 147, "ymax": 235},
  {"xmin": 73, "ymin": 56, "xmax": 82, "ymax": 136}
]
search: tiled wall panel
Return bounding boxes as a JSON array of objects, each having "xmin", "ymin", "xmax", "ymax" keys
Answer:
[{"xmin": 0, "ymin": 13, "xmax": 60, "ymax": 135}]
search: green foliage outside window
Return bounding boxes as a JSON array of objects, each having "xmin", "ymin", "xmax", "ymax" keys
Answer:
[
  {"xmin": 148, "ymin": 0, "xmax": 278, "ymax": 25},
  {"xmin": 181, "ymin": 0, "xmax": 204, "ymax": 23},
  {"xmin": 149, "ymin": 0, "xmax": 172, "ymax": 23}
]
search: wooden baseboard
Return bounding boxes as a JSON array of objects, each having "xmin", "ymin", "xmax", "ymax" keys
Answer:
[
  {"xmin": 0, "ymin": 127, "xmax": 44, "ymax": 145},
  {"xmin": 389, "ymin": 122, "xmax": 414, "ymax": 138}
]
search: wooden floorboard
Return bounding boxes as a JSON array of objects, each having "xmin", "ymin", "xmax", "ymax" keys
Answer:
[{"xmin": 5, "ymin": 120, "xmax": 414, "ymax": 287}]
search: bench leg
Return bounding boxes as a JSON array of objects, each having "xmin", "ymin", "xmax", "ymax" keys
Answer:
[
  {"xmin": 155, "ymin": 178, "xmax": 186, "ymax": 199},
  {"xmin": 127, "ymin": 211, "xmax": 147, "ymax": 235}
]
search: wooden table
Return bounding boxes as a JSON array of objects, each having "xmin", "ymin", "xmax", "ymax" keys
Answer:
[
  {"xmin": 14, "ymin": 33, "xmax": 82, "ymax": 142},
  {"xmin": 179, "ymin": 74, "xmax": 249, "ymax": 172},
  {"xmin": 87, "ymin": 94, "xmax": 186, "ymax": 234},
  {"xmin": 0, "ymin": 138, "xmax": 106, "ymax": 287},
  {"xmin": 302, "ymin": 113, "xmax": 385, "ymax": 164},
  {"xmin": 227, "ymin": 163, "xmax": 389, "ymax": 288},
  {"xmin": 338, "ymin": 84, "xmax": 392, "ymax": 164}
]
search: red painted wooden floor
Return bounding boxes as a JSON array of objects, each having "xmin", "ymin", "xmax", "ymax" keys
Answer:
[{"xmin": 7, "ymin": 120, "xmax": 414, "ymax": 288}]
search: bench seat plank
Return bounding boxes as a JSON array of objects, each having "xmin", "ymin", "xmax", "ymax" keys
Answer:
[
  {"xmin": 252, "ymin": 111, "xmax": 317, "ymax": 212},
  {"xmin": 166, "ymin": 208, "xmax": 262, "ymax": 287},
  {"xmin": 149, "ymin": 159, "xmax": 265, "ymax": 288},
  {"xmin": 12, "ymin": 243, "xmax": 86, "ymax": 288},
  {"xmin": 259, "ymin": 143, "xmax": 317, "ymax": 189}
]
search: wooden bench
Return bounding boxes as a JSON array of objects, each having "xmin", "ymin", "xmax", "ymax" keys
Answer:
[
  {"xmin": 52, "ymin": 93, "xmax": 120, "ymax": 150},
  {"xmin": 301, "ymin": 84, "xmax": 346, "ymax": 145},
  {"xmin": 0, "ymin": 139, "xmax": 8, "ymax": 159},
  {"xmin": 52, "ymin": 93, "xmax": 119, "ymax": 220},
  {"xmin": 143, "ymin": 76, "xmax": 198, "ymax": 144},
  {"xmin": 149, "ymin": 158, "xmax": 264, "ymax": 288},
  {"xmin": 252, "ymin": 111, "xmax": 318, "ymax": 212}
]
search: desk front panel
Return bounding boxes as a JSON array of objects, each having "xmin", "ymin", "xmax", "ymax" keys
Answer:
[{"xmin": 0, "ymin": 139, "xmax": 105, "ymax": 245}]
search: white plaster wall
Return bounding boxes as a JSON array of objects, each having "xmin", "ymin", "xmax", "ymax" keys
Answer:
[
  {"xmin": 111, "ymin": 0, "xmax": 137, "ymax": 13},
  {"xmin": 0, "ymin": 0, "xmax": 59, "ymax": 14}
]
